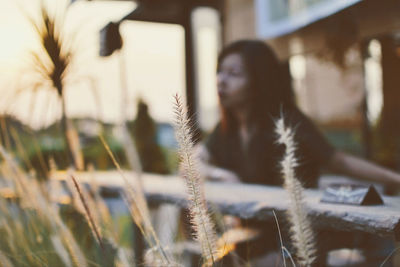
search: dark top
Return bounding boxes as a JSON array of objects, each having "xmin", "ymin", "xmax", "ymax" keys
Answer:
[{"xmin": 205, "ymin": 108, "xmax": 335, "ymax": 188}]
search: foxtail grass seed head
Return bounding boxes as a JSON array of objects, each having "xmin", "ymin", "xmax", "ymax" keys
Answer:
[
  {"xmin": 173, "ymin": 94, "xmax": 218, "ymax": 266},
  {"xmin": 275, "ymin": 117, "xmax": 316, "ymax": 267}
]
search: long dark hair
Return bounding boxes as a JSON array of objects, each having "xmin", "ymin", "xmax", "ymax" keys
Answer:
[{"xmin": 217, "ymin": 40, "xmax": 295, "ymax": 131}]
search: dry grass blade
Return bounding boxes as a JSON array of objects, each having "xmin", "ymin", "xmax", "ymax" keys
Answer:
[
  {"xmin": 0, "ymin": 250, "xmax": 14, "ymax": 267},
  {"xmin": 9, "ymin": 126, "xmax": 34, "ymax": 171},
  {"xmin": 51, "ymin": 235, "xmax": 73, "ymax": 267},
  {"xmin": 86, "ymin": 167, "xmax": 116, "ymax": 240},
  {"xmin": 275, "ymin": 117, "xmax": 316, "ymax": 267},
  {"xmin": 173, "ymin": 94, "xmax": 218, "ymax": 266},
  {"xmin": 69, "ymin": 175, "xmax": 104, "ymax": 251},
  {"xmin": 0, "ymin": 146, "xmax": 89, "ymax": 267},
  {"xmin": 0, "ymin": 145, "xmax": 40, "ymax": 209},
  {"xmin": 57, "ymin": 219, "xmax": 89, "ymax": 267},
  {"xmin": 98, "ymin": 135, "xmax": 151, "ymax": 231},
  {"xmin": 379, "ymin": 246, "xmax": 400, "ymax": 267},
  {"xmin": 273, "ymin": 210, "xmax": 288, "ymax": 267},
  {"xmin": 99, "ymin": 135, "xmax": 175, "ymax": 266},
  {"xmin": 273, "ymin": 210, "xmax": 297, "ymax": 267},
  {"xmin": 0, "ymin": 118, "xmax": 12, "ymax": 151}
]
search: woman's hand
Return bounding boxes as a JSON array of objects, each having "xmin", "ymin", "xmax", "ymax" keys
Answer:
[{"xmin": 327, "ymin": 150, "xmax": 400, "ymax": 191}]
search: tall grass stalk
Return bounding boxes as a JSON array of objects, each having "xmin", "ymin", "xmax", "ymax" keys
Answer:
[
  {"xmin": 70, "ymin": 174, "xmax": 104, "ymax": 250},
  {"xmin": 55, "ymin": 217, "xmax": 88, "ymax": 267},
  {"xmin": 0, "ymin": 145, "xmax": 39, "ymax": 209},
  {"xmin": 275, "ymin": 118, "xmax": 316, "ymax": 267},
  {"xmin": 273, "ymin": 210, "xmax": 289, "ymax": 267},
  {"xmin": 99, "ymin": 136, "xmax": 177, "ymax": 266},
  {"xmin": 0, "ymin": 250, "xmax": 13, "ymax": 267},
  {"xmin": 173, "ymin": 94, "xmax": 218, "ymax": 266},
  {"xmin": 23, "ymin": 1, "xmax": 82, "ymax": 169},
  {"xmin": 51, "ymin": 235, "xmax": 73, "ymax": 267},
  {"xmin": 0, "ymin": 145, "xmax": 89, "ymax": 267},
  {"xmin": 379, "ymin": 246, "xmax": 400, "ymax": 267},
  {"xmin": 86, "ymin": 166, "xmax": 117, "ymax": 242}
]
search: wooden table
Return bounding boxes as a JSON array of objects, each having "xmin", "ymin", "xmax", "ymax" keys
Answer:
[{"xmin": 57, "ymin": 171, "xmax": 400, "ymax": 240}]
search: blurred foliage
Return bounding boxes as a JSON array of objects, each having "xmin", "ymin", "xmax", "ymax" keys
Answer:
[
  {"xmin": 0, "ymin": 147, "xmax": 121, "ymax": 267},
  {"xmin": 0, "ymin": 113, "xmax": 179, "ymax": 179},
  {"xmin": 127, "ymin": 100, "xmax": 169, "ymax": 174},
  {"xmin": 0, "ymin": 202, "xmax": 117, "ymax": 267},
  {"xmin": 0, "ymin": 115, "xmax": 127, "ymax": 179}
]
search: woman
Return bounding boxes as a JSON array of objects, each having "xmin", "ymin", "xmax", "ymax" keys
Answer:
[
  {"xmin": 197, "ymin": 40, "xmax": 400, "ymax": 265},
  {"xmin": 199, "ymin": 39, "xmax": 400, "ymax": 188}
]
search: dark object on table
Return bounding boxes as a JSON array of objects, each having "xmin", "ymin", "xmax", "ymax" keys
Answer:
[{"xmin": 321, "ymin": 184, "xmax": 384, "ymax": 205}]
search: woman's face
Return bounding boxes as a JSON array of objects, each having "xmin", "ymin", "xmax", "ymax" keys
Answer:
[{"xmin": 217, "ymin": 53, "xmax": 251, "ymax": 109}]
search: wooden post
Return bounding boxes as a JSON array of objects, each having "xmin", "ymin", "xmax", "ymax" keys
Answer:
[
  {"xmin": 182, "ymin": 3, "xmax": 200, "ymax": 138},
  {"xmin": 377, "ymin": 36, "xmax": 400, "ymax": 173},
  {"xmin": 361, "ymin": 41, "xmax": 372, "ymax": 159}
]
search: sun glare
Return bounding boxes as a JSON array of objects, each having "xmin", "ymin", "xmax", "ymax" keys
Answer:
[
  {"xmin": 0, "ymin": 0, "xmax": 211, "ymax": 129},
  {"xmin": 0, "ymin": 0, "xmax": 137, "ymax": 128}
]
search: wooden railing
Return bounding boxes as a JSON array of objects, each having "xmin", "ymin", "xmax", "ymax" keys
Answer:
[{"xmin": 54, "ymin": 170, "xmax": 400, "ymax": 241}]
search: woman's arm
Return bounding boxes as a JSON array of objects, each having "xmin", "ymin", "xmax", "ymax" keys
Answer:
[
  {"xmin": 194, "ymin": 144, "xmax": 241, "ymax": 183},
  {"xmin": 326, "ymin": 150, "xmax": 400, "ymax": 186}
]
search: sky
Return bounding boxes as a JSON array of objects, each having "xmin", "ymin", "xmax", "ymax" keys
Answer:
[{"xmin": 0, "ymin": 0, "xmax": 213, "ymax": 129}]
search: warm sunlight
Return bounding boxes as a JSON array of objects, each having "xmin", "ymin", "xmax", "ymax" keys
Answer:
[
  {"xmin": 0, "ymin": 1, "xmax": 39, "ymax": 70},
  {"xmin": 0, "ymin": 0, "xmax": 186, "ymax": 128}
]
